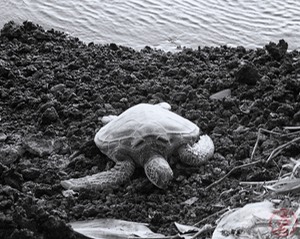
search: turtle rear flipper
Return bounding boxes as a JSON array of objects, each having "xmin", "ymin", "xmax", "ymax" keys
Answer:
[{"xmin": 61, "ymin": 160, "xmax": 135, "ymax": 191}]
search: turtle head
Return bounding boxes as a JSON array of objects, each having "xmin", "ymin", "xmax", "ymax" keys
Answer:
[{"xmin": 144, "ymin": 155, "xmax": 173, "ymax": 189}]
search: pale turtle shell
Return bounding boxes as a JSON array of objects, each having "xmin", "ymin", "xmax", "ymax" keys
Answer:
[{"xmin": 94, "ymin": 103, "xmax": 200, "ymax": 163}]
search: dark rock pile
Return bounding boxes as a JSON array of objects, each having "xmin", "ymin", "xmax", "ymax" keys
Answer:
[{"xmin": 1, "ymin": 21, "xmax": 300, "ymax": 238}]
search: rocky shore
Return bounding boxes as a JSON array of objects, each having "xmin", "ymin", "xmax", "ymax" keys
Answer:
[{"xmin": 1, "ymin": 21, "xmax": 300, "ymax": 239}]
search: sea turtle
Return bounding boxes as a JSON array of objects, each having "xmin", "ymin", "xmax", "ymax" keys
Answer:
[{"xmin": 61, "ymin": 102, "xmax": 214, "ymax": 190}]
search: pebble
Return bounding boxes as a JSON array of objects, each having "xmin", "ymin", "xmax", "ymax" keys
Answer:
[
  {"xmin": 293, "ymin": 111, "xmax": 300, "ymax": 121},
  {"xmin": 235, "ymin": 62, "xmax": 260, "ymax": 85},
  {"xmin": 50, "ymin": 84, "xmax": 66, "ymax": 93},
  {"xmin": 0, "ymin": 133, "xmax": 7, "ymax": 142},
  {"xmin": 0, "ymin": 59, "xmax": 10, "ymax": 77},
  {"xmin": 265, "ymin": 39, "xmax": 288, "ymax": 61},
  {"xmin": 22, "ymin": 135, "xmax": 54, "ymax": 157},
  {"xmin": 3, "ymin": 169, "xmax": 24, "ymax": 190},
  {"xmin": 0, "ymin": 145, "xmax": 23, "ymax": 165},
  {"xmin": 41, "ymin": 106, "xmax": 59, "ymax": 125},
  {"xmin": 21, "ymin": 167, "xmax": 41, "ymax": 180},
  {"xmin": 34, "ymin": 184, "xmax": 54, "ymax": 197},
  {"xmin": 210, "ymin": 89, "xmax": 231, "ymax": 100}
]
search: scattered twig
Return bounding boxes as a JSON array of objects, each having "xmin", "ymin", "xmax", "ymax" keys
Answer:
[
  {"xmin": 209, "ymin": 127, "xmax": 300, "ymax": 191},
  {"xmin": 251, "ymin": 128, "xmax": 283, "ymax": 160},
  {"xmin": 189, "ymin": 224, "xmax": 214, "ymax": 239},
  {"xmin": 284, "ymin": 126, "xmax": 300, "ymax": 131},
  {"xmin": 193, "ymin": 207, "xmax": 229, "ymax": 227},
  {"xmin": 239, "ymin": 180, "xmax": 280, "ymax": 186},
  {"xmin": 205, "ymin": 160, "xmax": 261, "ymax": 190},
  {"xmin": 251, "ymin": 127, "xmax": 300, "ymax": 161},
  {"xmin": 266, "ymin": 136, "xmax": 300, "ymax": 163},
  {"xmin": 264, "ymin": 178, "xmax": 300, "ymax": 193}
]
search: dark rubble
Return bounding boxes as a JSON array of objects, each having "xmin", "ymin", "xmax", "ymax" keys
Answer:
[{"xmin": 1, "ymin": 21, "xmax": 300, "ymax": 239}]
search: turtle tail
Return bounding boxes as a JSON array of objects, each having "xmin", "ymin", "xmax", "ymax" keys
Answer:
[{"xmin": 61, "ymin": 160, "xmax": 135, "ymax": 191}]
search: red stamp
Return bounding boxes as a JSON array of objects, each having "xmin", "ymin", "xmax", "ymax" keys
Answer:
[{"xmin": 269, "ymin": 208, "xmax": 298, "ymax": 237}]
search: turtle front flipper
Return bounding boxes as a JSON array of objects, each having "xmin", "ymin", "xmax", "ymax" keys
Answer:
[
  {"xmin": 144, "ymin": 155, "xmax": 173, "ymax": 189},
  {"xmin": 61, "ymin": 160, "xmax": 135, "ymax": 191},
  {"xmin": 178, "ymin": 135, "xmax": 214, "ymax": 166}
]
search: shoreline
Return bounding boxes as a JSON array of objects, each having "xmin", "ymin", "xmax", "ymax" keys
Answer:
[
  {"xmin": 1, "ymin": 21, "xmax": 300, "ymax": 239},
  {"xmin": 2, "ymin": 19, "xmax": 299, "ymax": 53}
]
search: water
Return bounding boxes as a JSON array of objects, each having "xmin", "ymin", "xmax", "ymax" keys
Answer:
[{"xmin": 1, "ymin": 0, "xmax": 300, "ymax": 51}]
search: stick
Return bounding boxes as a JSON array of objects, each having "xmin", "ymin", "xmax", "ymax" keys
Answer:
[
  {"xmin": 205, "ymin": 160, "xmax": 261, "ymax": 190},
  {"xmin": 251, "ymin": 127, "xmax": 300, "ymax": 163},
  {"xmin": 190, "ymin": 224, "xmax": 214, "ymax": 239},
  {"xmin": 283, "ymin": 126, "xmax": 300, "ymax": 131},
  {"xmin": 251, "ymin": 128, "xmax": 284, "ymax": 160},
  {"xmin": 239, "ymin": 180, "xmax": 280, "ymax": 185},
  {"xmin": 266, "ymin": 136, "xmax": 300, "ymax": 163},
  {"xmin": 193, "ymin": 207, "xmax": 229, "ymax": 227}
]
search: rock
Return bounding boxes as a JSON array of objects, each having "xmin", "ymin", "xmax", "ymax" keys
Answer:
[
  {"xmin": 235, "ymin": 62, "xmax": 260, "ymax": 85},
  {"xmin": 82, "ymin": 207, "xmax": 98, "ymax": 217},
  {"xmin": 0, "ymin": 59, "xmax": 10, "ymax": 77},
  {"xmin": 40, "ymin": 42, "xmax": 55, "ymax": 53},
  {"xmin": 0, "ymin": 145, "xmax": 24, "ymax": 165},
  {"xmin": 109, "ymin": 43, "xmax": 119, "ymax": 50},
  {"xmin": 41, "ymin": 107, "xmax": 59, "ymax": 125},
  {"xmin": 0, "ymin": 132, "xmax": 7, "ymax": 142},
  {"xmin": 9, "ymin": 229, "xmax": 35, "ymax": 239},
  {"xmin": 277, "ymin": 103, "xmax": 294, "ymax": 116},
  {"xmin": 40, "ymin": 215, "xmax": 75, "ymax": 239},
  {"xmin": 81, "ymin": 74, "xmax": 92, "ymax": 82},
  {"xmin": 3, "ymin": 169, "xmax": 24, "ymax": 190},
  {"xmin": 293, "ymin": 110, "xmax": 300, "ymax": 121},
  {"xmin": 21, "ymin": 167, "xmax": 41, "ymax": 180},
  {"xmin": 34, "ymin": 183, "xmax": 54, "ymax": 197},
  {"xmin": 210, "ymin": 89, "xmax": 231, "ymax": 100},
  {"xmin": 265, "ymin": 39, "xmax": 288, "ymax": 61},
  {"xmin": 33, "ymin": 29, "xmax": 51, "ymax": 41},
  {"xmin": 226, "ymin": 59, "xmax": 239, "ymax": 69},
  {"xmin": 22, "ymin": 135, "xmax": 54, "ymax": 157},
  {"xmin": 50, "ymin": 84, "xmax": 66, "ymax": 93},
  {"xmin": 23, "ymin": 65, "xmax": 37, "ymax": 77},
  {"xmin": 173, "ymin": 92, "xmax": 186, "ymax": 102},
  {"xmin": 0, "ymin": 162, "xmax": 9, "ymax": 175},
  {"xmin": 67, "ymin": 61, "xmax": 80, "ymax": 70},
  {"xmin": 0, "ymin": 21, "xmax": 22, "ymax": 40},
  {"xmin": 0, "ymin": 186, "xmax": 20, "ymax": 224}
]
